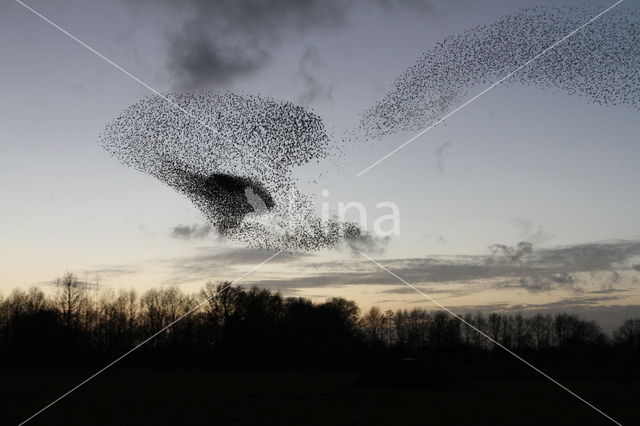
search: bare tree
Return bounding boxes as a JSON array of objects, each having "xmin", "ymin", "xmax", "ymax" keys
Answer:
[
  {"xmin": 614, "ymin": 318, "xmax": 640, "ymax": 354},
  {"xmin": 529, "ymin": 314, "xmax": 553, "ymax": 350},
  {"xmin": 360, "ymin": 306, "xmax": 387, "ymax": 344},
  {"xmin": 54, "ymin": 273, "xmax": 87, "ymax": 330}
]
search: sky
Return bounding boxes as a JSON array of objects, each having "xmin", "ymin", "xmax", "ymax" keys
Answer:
[{"xmin": 1, "ymin": 0, "xmax": 639, "ymax": 330}]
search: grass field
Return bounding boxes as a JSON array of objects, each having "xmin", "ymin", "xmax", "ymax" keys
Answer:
[{"xmin": 2, "ymin": 368, "xmax": 637, "ymax": 425}]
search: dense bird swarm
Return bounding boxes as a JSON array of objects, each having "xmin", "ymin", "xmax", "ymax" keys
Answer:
[
  {"xmin": 101, "ymin": 6, "xmax": 638, "ymax": 251},
  {"xmin": 100, "ymin": 92, "xmax": 359, "ymax": 251},
  {"xmin": 354, "ymin": 6, "xmax": 640, "ymax": 141}
]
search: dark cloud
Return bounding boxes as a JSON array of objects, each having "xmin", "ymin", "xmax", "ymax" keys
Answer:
[
  {"xmin": 124, "ymin": 0, "xmax": 460, "ymax": 90},
  {"xmin": 487, "ymin": 241, "xmax": 533, "ymax": 265},
  {"xmin": 344, "ymin": 230, "xmax": 390, "ymax": 255},
  {"xmin": 370, "ymin": 0, "xmax": 465, "ymax": 13},
  {"xmin": 243, "ymin": 240, "xmax": 640, "ymax": 294},
  {"xmin": 138, "ymin": 0, "xmax": 349, "ymax": 90},
  {"xmin": 632, "ymin": 264, "xmax": 640, "ymax": 272},
  {"xmin": 487, "ymin": 240, "xmax": 640, "ymax": 293},
  {"xmin": 158, "ymin": 239, "xmax": 640, "ymax": 292},
  {"xmin": 513, "ymin": 274, "xmax": 577, "ymax": 293},
  {"xmin": 495, "ymin": 271, "xmax": 580, "ymax": 294},
  {"xmin": 167, "ymin": 35, "xmax": 266, "ymax": 90},
  {"xmin": 536, "ymin": 241, "xmax": 640, "ymax": 271},
  {"xmin": 170, "ymin": 223, "xmax": 215, "ymax": 240}
]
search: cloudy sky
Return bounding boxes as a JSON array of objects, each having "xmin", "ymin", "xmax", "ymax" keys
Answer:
[{"xmin": 1, "ymin": 0, "xmax": 639, "ymax": 330}]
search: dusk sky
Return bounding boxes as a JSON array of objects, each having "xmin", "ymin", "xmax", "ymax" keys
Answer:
[{"xmin": 2, "ymin": 0, "xmax": 640, "ymax": 330}]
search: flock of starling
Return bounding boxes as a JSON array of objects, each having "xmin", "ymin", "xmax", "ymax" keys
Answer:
[
  {"xmin": 101, "ymin": 6, "xmax": 639, "ymax": 251},
  {"xmin": 355, "ymin": 5, "xmax": 639, "ymax": 141},
  {"xmin": 100, "ymin": 91, "xmax": 358, "ymax": 250}
]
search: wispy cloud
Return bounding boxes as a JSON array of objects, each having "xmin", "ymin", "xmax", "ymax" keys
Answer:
[
  {"xmin": 296, "ymin": 45, "xmax": 333, "ymax": 105},
  {"xmin": 512, "ymin": 218, "xmax": 555, "ymax": 244},
  {"xmin": 164, "ymin": 247, "xmax": 309, "ymax": 285},
  {"xmin": 170, "ymin": 223, "xmax": 215, "ymax": 240},
  {"xmin": 434, "ymin": 141, "xmax": 450, "ymax": 175},
  {"xmin": 243, "ymin": 240, "xmax": 640, "ymax": 294},
  {"xmin": 344, "ymin": 230, "xmax": 390, "ymax": 255}
]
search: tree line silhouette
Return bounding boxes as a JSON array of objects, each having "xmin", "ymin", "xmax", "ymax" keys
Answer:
[{"xmin": 1, "ymin": 273, "xmax": 639, "ymax": 374}]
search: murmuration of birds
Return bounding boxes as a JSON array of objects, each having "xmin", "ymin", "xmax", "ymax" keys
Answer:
[
  {"xmin": 101, "ymin": 6, "xmax": 639, "ymax": 252},
  {"xmin": 351, "ymin": 5, "xmax": 639, "ymax": 143},
  {"xmin": 100, "ymin": 92, "xmax": 360, "ymax": 251}
]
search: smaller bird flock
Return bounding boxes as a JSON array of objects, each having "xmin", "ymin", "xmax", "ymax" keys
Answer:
[{"xmin": 353, "ymin": 5, "xmax": 640, "ymax": 142}]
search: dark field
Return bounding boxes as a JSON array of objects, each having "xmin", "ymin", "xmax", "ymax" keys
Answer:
[
  {"xmin": 3, "ymin": 285, "xmax": 639, "ymax": 424},
  {"xmin": 2, "ymin": 368, "xmax": 638, "ymax": 426}
]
